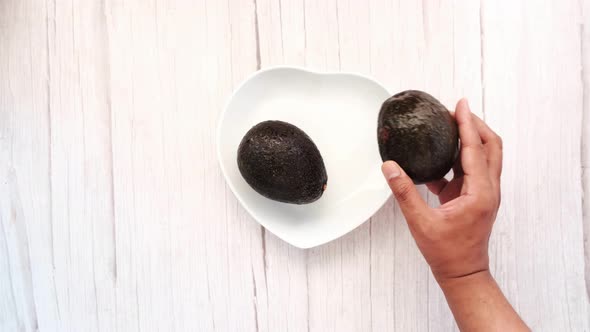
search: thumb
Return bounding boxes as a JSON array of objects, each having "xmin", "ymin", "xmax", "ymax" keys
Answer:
[{"xmin": 382, "ymin": 161, "xmax": 430, "ymax": 221}]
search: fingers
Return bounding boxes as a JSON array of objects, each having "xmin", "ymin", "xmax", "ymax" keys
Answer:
[
  {"xmin": 382, "ymin": 161, "xmax": 432, "ymax": 223},
  {"xmin": 426, "ymin": 179, "xmax": 448, "ymax": 195},
  {"xmin": 471, "ymin": 114, "xmax": 503, "ymax": 181},
  {"xmin": 455, "ymin": 99, "xmax": 489, "ymax": 183},
  {"xmin": 452, "ymin": 158, "xmax": 464, "ymax": 179}
]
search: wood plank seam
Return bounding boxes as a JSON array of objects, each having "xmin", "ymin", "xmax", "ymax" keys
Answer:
[
  {"xmin": 102, "ymin": 0, "xmax": 118, "ymax": 284},
  {"xmin": 252, "ymin": 1, "xmax": 269, "ymax": 331},
  {"xmin": 254, "ymin": 0, "xmax": 261, "ymax": 70},
  {"xmin": 581, "ymin": 0, "xmax": 590, "ymax": 308},
  {"xmin": 479, "ymin": 0, "xmax": 486, "ymax": 121},
  {"xmin": 45, "ymin": 0, "xmax": 61, "ymax": 324}
]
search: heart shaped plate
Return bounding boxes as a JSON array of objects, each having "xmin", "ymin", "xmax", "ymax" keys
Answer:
[{"xmin": 217, "ymin": 66, "xmax": 392, "ymax": 248}]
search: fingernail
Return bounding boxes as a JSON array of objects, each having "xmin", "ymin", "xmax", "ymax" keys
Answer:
[
  {"xmin": 462, "ymin": 98, "xmax": 470, "ymax": 112},
  {"xmin": 382, "ymin": 161, "xmax": 401, "ymax": 180}
]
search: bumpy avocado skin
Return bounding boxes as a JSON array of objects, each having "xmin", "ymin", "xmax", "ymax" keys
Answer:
[
  {"xmin": 377, "ymin": 90, "xmax": 459, "ymax": 184},
  {"xmin": 237, "ymin": 120, "xmax": 328, "ymax": 204}
]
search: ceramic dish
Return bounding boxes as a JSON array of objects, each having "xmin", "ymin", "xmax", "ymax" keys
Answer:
[{"xmin": 217, "ymin": 66, "xmax": 392, "ymax": 248}]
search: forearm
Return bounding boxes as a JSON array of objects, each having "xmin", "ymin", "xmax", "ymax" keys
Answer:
[{"xmin": 438, "ymin": 271, "xmax": 529, "ymax": 332}]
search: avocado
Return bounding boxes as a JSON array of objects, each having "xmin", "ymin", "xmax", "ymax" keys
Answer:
[
  {"xmin": 237, "ymin": 120, "xmax": 328, "ymax": 204},
  {"xmin": 377, "ymin": 90, "xmax": 459, "ymax": 184}
]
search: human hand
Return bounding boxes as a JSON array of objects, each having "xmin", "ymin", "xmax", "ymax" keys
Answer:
[{"xmin": 381, "ymin": 98, "xmax": 503, "ymax": 282}]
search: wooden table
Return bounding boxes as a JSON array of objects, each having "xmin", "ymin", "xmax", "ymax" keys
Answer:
[{"xmin": 1, "ymin": 1, "xmax": 589, "ymax": 331}]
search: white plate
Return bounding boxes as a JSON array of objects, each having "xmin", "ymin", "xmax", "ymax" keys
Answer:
[{"xmin": 217, "ymin": 66, "xmax": 392, "ymax": 248}]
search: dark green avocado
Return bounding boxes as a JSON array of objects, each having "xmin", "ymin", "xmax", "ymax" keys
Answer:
[
  {"xmin": 377, "ymin": 90, "xmax": 459, "ymax": 184},
  {"xmin": 237, "ymin": 120, "xmax": 328, "ymax": 204}
]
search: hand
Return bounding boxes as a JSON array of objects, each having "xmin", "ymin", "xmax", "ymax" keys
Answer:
[
  {"xmin": 381, "ymin": 98, "xmax": 528, "ymax": 331},
  {"xmin": 381, "ymin": 98, "xmax": 503, "ymax": 282}
]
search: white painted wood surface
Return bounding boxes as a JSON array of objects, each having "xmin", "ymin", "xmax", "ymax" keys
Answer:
[
  {"xmin": 1, "ymin": 0, "xmax": 588, "ymax": 331},
  {"xmin": 581, "ymin": 0, "xmax": 590, "ymax": 316}
]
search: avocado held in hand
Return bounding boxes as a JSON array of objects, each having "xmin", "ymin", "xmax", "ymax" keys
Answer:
[
  {"xmin": 237, "ymin": 120, "xmax": 328, "ymax": 204},
  {"xmin": 378, "ymin": 90, "xmax": 459, "ymax": 184}
]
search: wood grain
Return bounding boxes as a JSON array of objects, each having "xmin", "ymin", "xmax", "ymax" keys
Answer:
[
  {"xmin": 581, "ymin": 0, "xmax": 590, "ymax": 315},
  {"xmin": 1, "ymin": 1, "xmax": 52, "ymax": 331},
  {"xmin": 482, "ymin": 0, "xmax": 589, "ymax": 330},
  {"xmin": 1, "ymin": 0, "xmax": 589, "ymax": 331}
]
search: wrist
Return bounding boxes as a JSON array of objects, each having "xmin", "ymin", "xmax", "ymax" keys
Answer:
[
  {"xmin": 436, "ymin": 269, "xmax": 493, "ymax": 292},
  {"xmin": 435, "ymin": 269, "xmax": 530, "ymax": 331}
]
